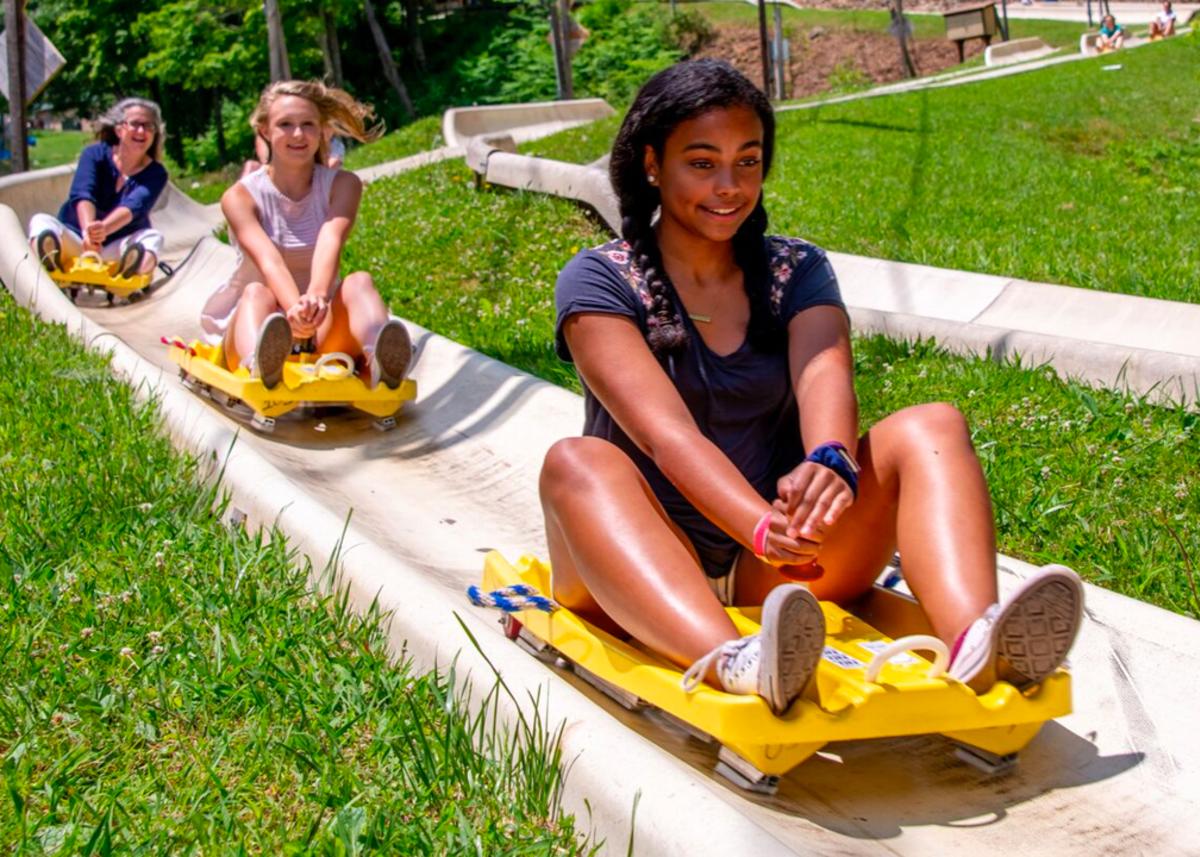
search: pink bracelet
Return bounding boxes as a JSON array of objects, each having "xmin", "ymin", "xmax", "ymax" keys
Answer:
[{"xmin": 752, "ymin": 510, "xmax": 773, "ymax": 559}]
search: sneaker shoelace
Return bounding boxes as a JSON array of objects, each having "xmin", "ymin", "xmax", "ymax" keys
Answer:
[
  {"xmin": 681, "ymin": 635, "xmax": 755, "ymax": 694},
  {"xmin": 948, "ymin": 603, "xmax": 1000, "ymax": 681}
]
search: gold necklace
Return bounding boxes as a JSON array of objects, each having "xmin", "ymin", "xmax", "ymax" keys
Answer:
[{"xmin": 688, "ymin": 312, "xmax": 712, "ymax": 324}]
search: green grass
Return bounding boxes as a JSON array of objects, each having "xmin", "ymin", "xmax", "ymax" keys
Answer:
[
  {"xmin": 0, "ymin": 293, "xmax": 586, "ymax": 853},
  {"xmin": 675, "ymin": 1, "xmax": 1087, "ymax": 46},
  {"xmin": 1, "ymin": 130, "xmax": 90, "ymax": 176},
  {"xmin": 344, "ymin": 116, "xmax": 447, "ymax": 170},
  {"xmin": 347, "ymin": 160, "xmax": 1199, "ymax": 618},
  {"xmin": 519, "ymin": 37, "xmax": 1200, "ymax": 304}
]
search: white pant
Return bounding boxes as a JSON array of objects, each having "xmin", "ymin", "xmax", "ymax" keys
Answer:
[{"xmin": 28, "ymin": 213, "xmax": 164, "ymax": 273}]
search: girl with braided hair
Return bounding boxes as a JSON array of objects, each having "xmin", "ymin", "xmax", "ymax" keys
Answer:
[{"xmin": 543, "ymin": 59, "xmax": 1083, "ymax": 716}]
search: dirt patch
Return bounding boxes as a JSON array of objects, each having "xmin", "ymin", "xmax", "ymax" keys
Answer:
[{"xmin": 696, "ymin": 23, "xmax": 985, "ymax": 99}]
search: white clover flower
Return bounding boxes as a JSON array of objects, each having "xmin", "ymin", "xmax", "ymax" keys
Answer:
[
  {"xmin": 120, "ymin": 647, "xmax": 135, "ymax": 658},
  {"xmin": 80, "ymin": 627, "xmax": 94, "ymax": 639}
]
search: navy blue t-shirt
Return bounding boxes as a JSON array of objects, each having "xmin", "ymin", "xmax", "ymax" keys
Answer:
[
  {"xmin": 59, "ymin": 142, "xmax": 168, "ymax": 245},
  {"xmin": 554, "ymin": 236, "xmax": 846, "ymax": 576}
]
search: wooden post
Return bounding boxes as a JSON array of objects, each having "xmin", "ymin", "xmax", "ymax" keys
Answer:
[
  {"xmin": 264, "ymin": 0, "xmax": 291, "ymax": 81},
  {"xmin": 772, "ymin": 3, "xmax": 786, "ymax": 100},
  {"xmin": 4, "ymin": 0, "xmax": 28, "ymax": 173},
  {"xmin": 757, "ymin": 0, "xmax": 771, "ymax": 96}
]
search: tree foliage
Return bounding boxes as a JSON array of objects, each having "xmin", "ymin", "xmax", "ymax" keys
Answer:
[{"xmin": 24, "ymin": 0, "xmax": 697, "ymax": 170}]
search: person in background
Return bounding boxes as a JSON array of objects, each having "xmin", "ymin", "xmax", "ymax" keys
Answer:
[
  {"xmin": 202, "ymin": 80, "xmax": 410, "ymax": 391},
  {"xmin": 29, "ymin": 97, "xmax": 167, "ymax": 278},
  {"xmin": 1149, "ymin": 1, "xmax": 1177, "ymax": 39},
  {"xmin": 1096, "ymin": 14, "xmax": 1126, "ymax": 51}
]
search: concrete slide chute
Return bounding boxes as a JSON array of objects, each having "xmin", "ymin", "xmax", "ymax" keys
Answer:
[{"xmin": 2, "ymin": 144, "xmax": 1199, "ymax": 854}]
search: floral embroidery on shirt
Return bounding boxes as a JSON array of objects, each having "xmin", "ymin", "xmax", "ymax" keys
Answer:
[
  {"xmin": 766, "ymin": 237, "xmax": 812, "ymax": 318},
  {"xmin": 592, "ymin": 236, "xmax": 818, "ymax": 320},
  {"xmin": 594, "ymin": 239, "xmax": 654, "ymax": 311}
]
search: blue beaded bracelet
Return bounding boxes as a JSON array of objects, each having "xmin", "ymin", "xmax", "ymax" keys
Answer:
[{"xmin": 806, "ymin": 441, "xmax": 861, "ymax": 498}]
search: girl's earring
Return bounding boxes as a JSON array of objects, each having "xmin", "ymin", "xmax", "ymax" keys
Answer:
[{"xmin": 647, "ymin": 174, "xmax": 658, "ymax": 185}]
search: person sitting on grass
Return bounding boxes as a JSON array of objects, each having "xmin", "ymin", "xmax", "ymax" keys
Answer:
[
  {"xmin": 1097, "ymin": 15, "xmax": 1126, "ymax": 51},
  {"xmin": 1149, "ymin": 1, "xmax": 1177, "ymax": 39},
  {"xmin": 201, "ymin": 80, "xmax": 411, "ymax": 390},
  {"xmin": 541, "ymin": 59, "xmax": 1084, "ymax": 716},
  {"xmin": 29, "ymin": 97, "xmax": 167, "ymax": 280}
]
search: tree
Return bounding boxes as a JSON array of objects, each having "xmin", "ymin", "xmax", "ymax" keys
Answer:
[
  {"xmin": 401, "ymin": 0, "xmax": 425, "ymax": 73},
  {"xmin": 888, "ymin": 0, "xmax": 917, "ymax": 79},
  {"xmin": 362, "ymin": 0, "xmax": 414, "ymax": 118},
  {"xmin": 264, "ymin": 0, "xmax": 290, "ymax": 80},
  {"xmin": 318, "ymin": 1, "xmax": 344, "ymax": 86},
  {"xmin": 135, "ymin": 1, "xmax": 266, "ymax": 163}
]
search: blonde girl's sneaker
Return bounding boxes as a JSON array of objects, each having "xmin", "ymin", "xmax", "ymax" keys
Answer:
[
  {"xmin": 949, "ymin": 564, "xmax": 1085, "ymax": 691},
  {"xmin": 366, "ymin": 319, "xmax": 412, "ymax": 390},
  {"xmin": 681, "ymin": 584, "xmax": 826, "ymax": 715},
  {"xmin": 252, "ymin": 313, "xmax": 292, "ymax": 390}
]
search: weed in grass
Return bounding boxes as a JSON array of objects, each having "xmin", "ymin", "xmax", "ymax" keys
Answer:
[{"xmin": 0, "ymin": 294, "xmax": 587, "ymax": 853}]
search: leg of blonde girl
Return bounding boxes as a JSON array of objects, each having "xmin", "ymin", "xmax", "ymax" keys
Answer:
[
  {"xmin": 223, "ymin": 282, "xmax": 285, "ymax": 373},
  {"xmin": 319, "ymin": 271, "xmax": 411, "ymax": 387}
]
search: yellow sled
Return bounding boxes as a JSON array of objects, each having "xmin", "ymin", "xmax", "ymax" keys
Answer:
[
  {"xmin": 164, "ymin": 337, "xmax": 416, "ymax": 432},
  {"xmin": 50, "ymin": 252, "xmax": 151, "ymax": 302},
  {"xmin": 480, "ymin": 552, "xmax": 1072, "ymax": 793}
]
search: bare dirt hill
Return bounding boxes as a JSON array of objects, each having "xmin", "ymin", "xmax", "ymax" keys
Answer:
[{"xmin": 696, "ymin": 22, "xmax": 985, "ymax": 99}]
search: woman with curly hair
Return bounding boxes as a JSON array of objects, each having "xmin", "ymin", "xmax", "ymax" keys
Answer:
[
  {"xmin": 29, "ymin": 97, "xmax": 167, "ymax": 279},
  {"xmin": 201, "ymin": 80, "xmax": 410, "ymax": 390},
  {"xmin": 542, "ymin": 60, "xmax": 1083, "ymax": 715}
]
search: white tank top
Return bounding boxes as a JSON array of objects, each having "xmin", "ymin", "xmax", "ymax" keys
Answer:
[
  {"xmin": 199, "ymin": 164, "xmax": 339, "ymax": 344},
  {"xmin": 229, "ymin": 163, "xmax": 338, "ymax": 291}
]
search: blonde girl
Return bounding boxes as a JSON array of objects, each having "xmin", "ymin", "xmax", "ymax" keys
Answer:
[{"xmin": 201, "ymin": 81, "xmax": 410, "ymax": 390}]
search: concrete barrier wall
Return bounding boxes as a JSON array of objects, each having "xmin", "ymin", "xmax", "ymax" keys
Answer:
[{"xmin": 443, "ymin": 98, "xmax": 616, "ymax": 148}]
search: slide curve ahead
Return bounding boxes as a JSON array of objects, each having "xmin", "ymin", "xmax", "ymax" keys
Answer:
[{"xmin": 2, "ymin": 143, "xmax": 1200, "ymax": 855}]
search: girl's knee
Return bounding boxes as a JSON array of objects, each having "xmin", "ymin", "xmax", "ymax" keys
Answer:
[
  {"xmin": 894, "ymin": 401, "xmax": 970, "ymax": 442},
  {"xmin": 540, "ymin": 437, "xmax": 627, "ymax": 501},
  {"xmin": 340, "ymin": 271, "xmax": 377, "ymax": 301},
  {"xmin": 241, "ymin": 281, "xmax": 277, "ymax": 310}
]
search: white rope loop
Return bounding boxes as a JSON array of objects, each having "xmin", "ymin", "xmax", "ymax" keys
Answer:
[
  {"xmin": 302, "ymin": 352, "xmax": 357, "ymax": 380},
  {"xmin": 863, "ymin": 634, "xmax": 950, "ymax": 683}
]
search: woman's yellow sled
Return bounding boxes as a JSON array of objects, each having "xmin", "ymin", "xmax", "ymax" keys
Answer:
[
  {"xmin": 479, "ymin": 552, "xmax": 1072, "ymax": 794},
  {"xmin": 50, "ymin": 252, "xmax": 152, "ymax": 303},
  {"xmin": 165, "ymin": 337, "xmax": 416, "ymax": 432}
]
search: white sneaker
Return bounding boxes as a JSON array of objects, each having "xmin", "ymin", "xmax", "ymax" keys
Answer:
[
  {"xmin": 949, "ymin": 564, "xmax": 1084, "ymax": 690},
  {"xmin": 681, "ymin": 584, "xmax": 825, "ymax": 715},
  {"xmin": 365, "ymin": 319, "xmax": 412, "ymax": 390},
  {"xmin": 251, "ymin": 313, "xmax": 292, "ymax": 390}
]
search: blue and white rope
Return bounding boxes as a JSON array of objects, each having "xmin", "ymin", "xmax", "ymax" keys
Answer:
[{"xmin": 467, "ymin": 583, "xmax": 559, "ymax": 614}]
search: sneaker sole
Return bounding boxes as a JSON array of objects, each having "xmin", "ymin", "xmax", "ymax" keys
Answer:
[
  {"xmin": 118, "ymin": 244, "xmax": 145, "ymax": 278},
  {"xmin": 36, "ymin": 232, "xmax": 62, "ymax": 272},
  {"xmin": 372, "ymin": 320, "xmax": 412, "ymax": 390},
  {"xmin": 758, "ymin": 585, "xmax": 825, "ymax": 715},
  {"xmin": 255, "ymin": 315, "xmax": 292, "ymax": 390},
  {"xmin": 994, "ymin": 566, "xmax": 1084, "ymax": 688}
]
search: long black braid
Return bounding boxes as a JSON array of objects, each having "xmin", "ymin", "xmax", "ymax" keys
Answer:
[{"xmin": 609, "ymin": 59, "xmax": 782, "ymax": 356}]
